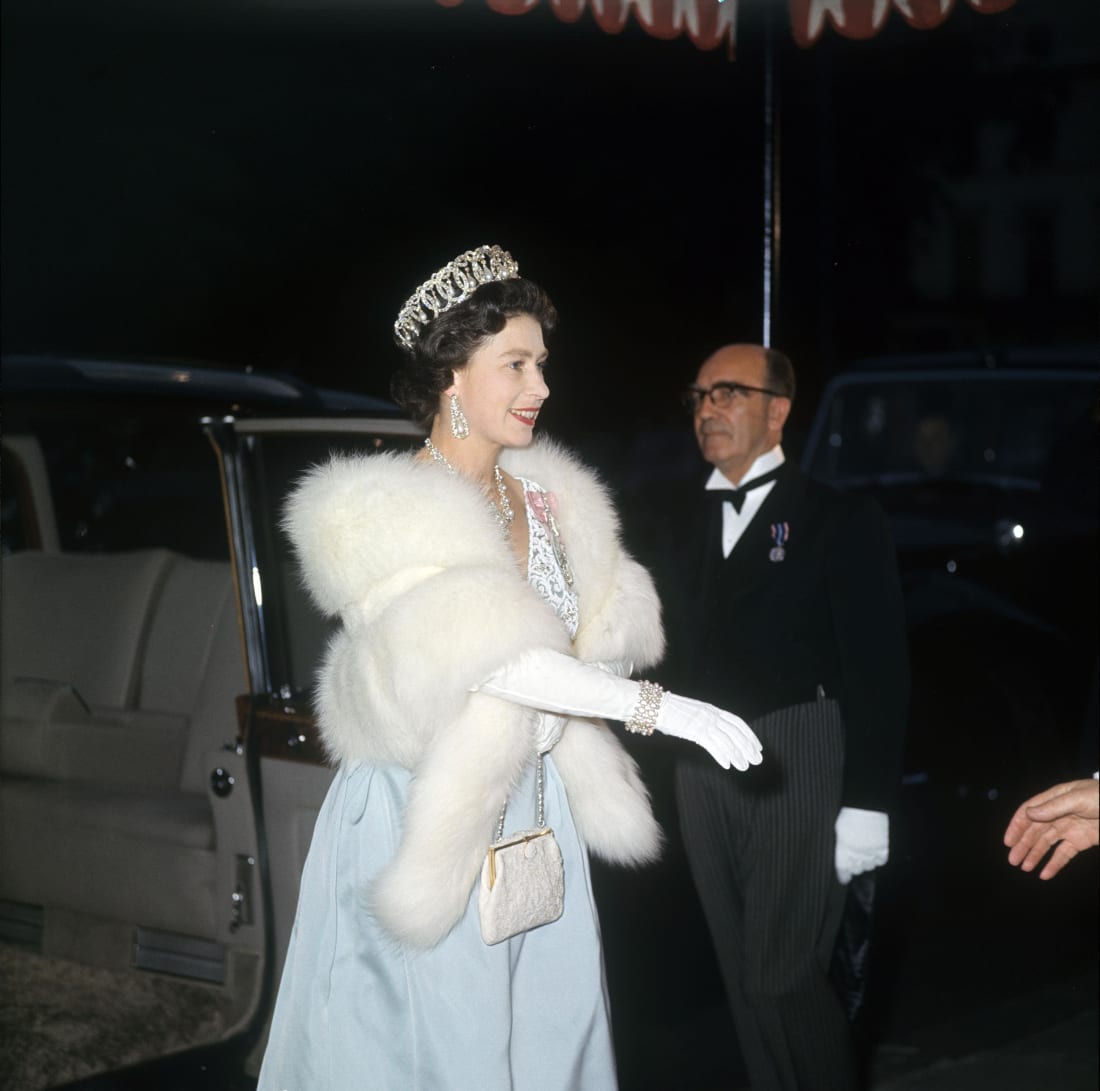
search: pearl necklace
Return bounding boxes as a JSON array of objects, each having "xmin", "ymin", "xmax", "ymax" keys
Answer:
[{"xmin": 423, "ymin": 438, "xmax": 515, "ymax": 533}]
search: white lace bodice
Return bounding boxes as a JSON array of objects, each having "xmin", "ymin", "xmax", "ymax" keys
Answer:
[{"xmin": 519, "ymin": 476, "xmax": 579, "ymax": 641}]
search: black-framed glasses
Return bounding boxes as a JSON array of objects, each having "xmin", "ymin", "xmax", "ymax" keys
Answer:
[{"xmin": 681, "ymin": 381, "xmax": 784, "ymax": 412}]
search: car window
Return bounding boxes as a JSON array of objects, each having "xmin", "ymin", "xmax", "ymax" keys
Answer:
[
  {"xmin": 808, "ymin": 376, "xmax": 1097, "ymax": 495},
  {"xmin": 8, "ymin": 401, "xmax": 229, "ymax": 559},
  {"xmin": 241, "ymin": 431, "xmax": 422, "ymax": 701}
]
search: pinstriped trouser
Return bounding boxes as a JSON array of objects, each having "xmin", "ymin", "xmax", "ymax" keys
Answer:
[{"xmin": 675, "ymin": 698, "xmax": 857, "ymax": 1091}]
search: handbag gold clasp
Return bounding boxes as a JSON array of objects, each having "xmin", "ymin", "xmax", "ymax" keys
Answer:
[{"xmin": 487, "ymin": 828, "xmax": 551, "ymax": 890}]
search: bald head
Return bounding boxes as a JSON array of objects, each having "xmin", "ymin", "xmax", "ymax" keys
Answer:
[
  {"xmin": 691, "ymin": 343, "xmax": 793, "ymax": 484},
  {"xmin": 700, "ymin": 344, "xmax": 796, "ymax": 401}
]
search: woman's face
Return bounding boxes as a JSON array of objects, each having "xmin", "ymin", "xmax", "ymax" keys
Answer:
[{"xmin": 447, "ymin": 314, "xmax": 549, "ymax": 449}]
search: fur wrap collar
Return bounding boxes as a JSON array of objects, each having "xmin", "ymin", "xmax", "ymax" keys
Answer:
[{"xmin": 284, "ymin": 438, "xmax": 664, "ymax": 947}]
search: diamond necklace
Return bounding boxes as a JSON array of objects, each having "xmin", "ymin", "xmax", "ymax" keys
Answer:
[{"xmin": 423, "ymin": 437, "xmax": 515, "ymax": 533}]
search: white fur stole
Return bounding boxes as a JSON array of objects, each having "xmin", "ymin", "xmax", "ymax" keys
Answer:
[{"xmin": 284, "ymin": 439, "xmax": 664, "ymax": 947}]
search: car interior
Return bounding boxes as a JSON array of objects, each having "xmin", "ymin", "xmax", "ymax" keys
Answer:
[
  {"xmin": 0, "ymin": 426, "xmax": 266, "ymax": 1086},
  {"xmin": 0, "ymin": 394, "xmax": 424, "ymax": 1087}
]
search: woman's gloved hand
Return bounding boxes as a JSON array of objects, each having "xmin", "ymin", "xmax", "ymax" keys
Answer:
[
  {"xmin": 652, "ymin": 692, "xmax": 762, "ymax": 772},
  {"xmin": 532, "ymin": 712, "xmax": 568, "ymax": 754},
  {"xmin": 475, "ymin": 648, "xmax": 762, "ymax": 772}
]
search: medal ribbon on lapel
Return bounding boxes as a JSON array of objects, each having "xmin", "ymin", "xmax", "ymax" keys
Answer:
[{"xmin": 769, "ymin": 522, "xmax": 789, "ymax": 563}]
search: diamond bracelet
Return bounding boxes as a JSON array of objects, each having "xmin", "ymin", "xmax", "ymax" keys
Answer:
[{"xmin": 625, "ymin": 681, "xmax": 665, "ymax": 736}]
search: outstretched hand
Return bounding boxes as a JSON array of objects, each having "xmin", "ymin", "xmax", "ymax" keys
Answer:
[
  {"xmin": 475, "ymin": 648, "xmax": 763, "ymax": 770},
  {"xmin": 1004, "ymin": 778, "xmax": 1100, "ymax": 880},
  {"xmin": 656, "ymin": 693, "xmax": 764, "ymax": 772}
]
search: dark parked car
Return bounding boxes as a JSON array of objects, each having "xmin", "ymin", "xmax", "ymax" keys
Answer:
[{"xmin": 801, "ymin": 349, "xmax": 1098, "ymax": 809}]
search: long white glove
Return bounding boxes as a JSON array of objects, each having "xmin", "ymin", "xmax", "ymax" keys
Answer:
[
  {"xmin": 532, "ymin": 661, "xmax": 634, "ymax": 755},
  {"xmin": 834, "ymin": 807, "xmax": 889, "ymax": 884},
  {"xmin": 476, "ymin": 648, "xmax": 763, "ymax": 772}
]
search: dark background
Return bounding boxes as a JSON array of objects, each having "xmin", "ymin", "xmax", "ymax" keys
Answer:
[{"xmin": 3, "ymin": 0, "xmax": 1097, "ymax": 453}]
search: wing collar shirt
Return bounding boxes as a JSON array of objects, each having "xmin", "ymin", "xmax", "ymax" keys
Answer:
[{"xmin": 705, "ymin": 445, "xmax": 786, "ymax": 559}]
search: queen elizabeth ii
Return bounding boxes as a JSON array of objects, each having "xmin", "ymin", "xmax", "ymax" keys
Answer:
[{"xmin": 257, "ymin": 245, "xmax": 762, "ymax": 1090}]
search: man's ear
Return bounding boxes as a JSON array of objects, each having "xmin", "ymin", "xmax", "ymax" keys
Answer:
[{"xmin": 770, "ymin": 395, "xmax": 792, "ymax": 432}]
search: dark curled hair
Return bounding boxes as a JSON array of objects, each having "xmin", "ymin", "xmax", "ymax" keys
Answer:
[{"xmin": 391, "ymin": 278, "xmax": 558, "ymax": 427}]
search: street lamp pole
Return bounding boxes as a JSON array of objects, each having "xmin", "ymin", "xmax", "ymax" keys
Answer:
[{"xmin": 761, "ymin": 0, "xmax": 781, "ymax": 348}]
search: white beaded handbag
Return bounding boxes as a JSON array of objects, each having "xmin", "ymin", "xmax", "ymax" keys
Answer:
[{"xmin": 478, "ymin": 755, "xmax": 565, "ymax": 946}]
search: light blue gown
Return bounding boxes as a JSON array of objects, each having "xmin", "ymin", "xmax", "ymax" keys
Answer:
[{"xmin": 257, "ymin": 481, "xmax": 618, "ymax": 1091}]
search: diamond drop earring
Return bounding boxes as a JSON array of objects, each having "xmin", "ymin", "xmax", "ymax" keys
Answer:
[{"xmin": 449, "ymin": 393, "xmax": 470, "ymax": 440}]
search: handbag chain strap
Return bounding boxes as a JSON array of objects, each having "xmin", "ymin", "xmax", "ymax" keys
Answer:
[{"xmin": 494, "ymin": 754, "xmax": 545, "ymax": 841}]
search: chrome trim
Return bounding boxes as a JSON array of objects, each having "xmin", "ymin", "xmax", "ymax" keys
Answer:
[
  {"xmin": 233, "ymin": 418, "xmax": 424, "ymax": 437},
  {"xmin": 205, "ymin": 420, "xmax": 272, "ymax": 697}
]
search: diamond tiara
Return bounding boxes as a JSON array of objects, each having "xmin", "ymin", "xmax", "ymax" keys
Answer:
[{"xmin": 393, "ymin": 244, "xmax": 520, "ymax": 353}]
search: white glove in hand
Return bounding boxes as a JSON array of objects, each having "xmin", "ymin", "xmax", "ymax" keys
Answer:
[
  {"xmin": 654, "ymin": 693, "xmax": 763, "ymax": 772},
  {"xmin": 532, "ymin": 712, "xmax": 568, "ymax": 754},
  {"xmin": 476, "ymin": 648, "xmax": 763, "ymax": 772},
  {"xmin": 834, "ymin": 807, "xmax": 889, "ymax": 885}
]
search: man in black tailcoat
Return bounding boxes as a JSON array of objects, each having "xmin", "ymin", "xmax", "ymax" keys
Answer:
[{"xmin": 657, "ymin": 344, "xmax": 908, "ymax": 1090}]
